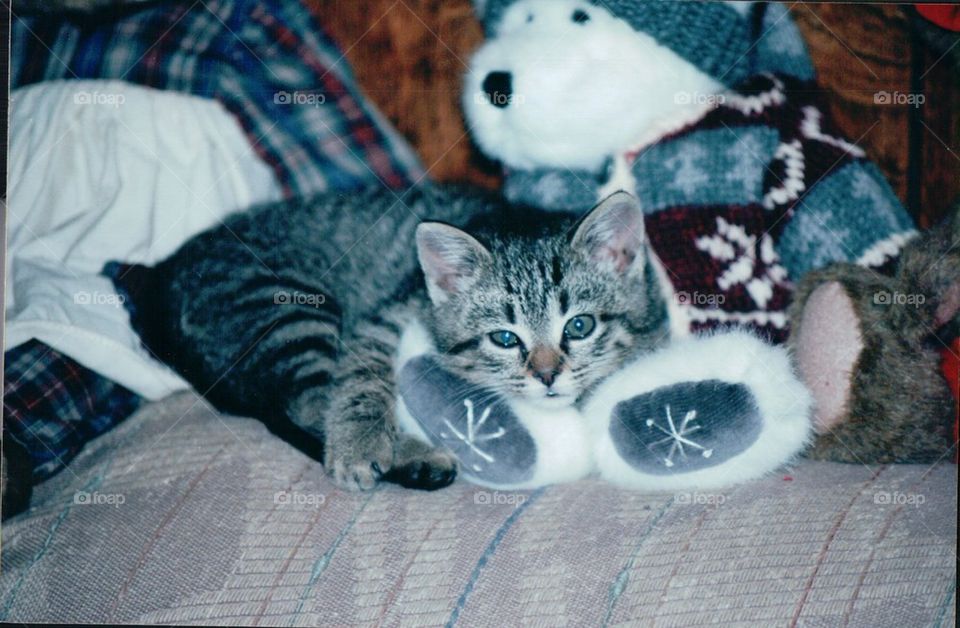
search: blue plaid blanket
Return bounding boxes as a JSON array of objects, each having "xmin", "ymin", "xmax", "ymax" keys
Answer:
[
  {"xmin": 5, "ymin": 0, "xmax": 425, "ymax": 484},
  {"xmin": 3, "ymin": 340, "xmax": 142, "ymax": 482},
  {"xmin": 11, "ymin": 0, "xmax": 424, "ymax": 197}
]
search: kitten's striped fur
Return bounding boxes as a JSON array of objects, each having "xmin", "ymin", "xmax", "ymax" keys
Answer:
[{"xmin": 127, "ymin": 187, "xmax": 669, "ymax": 491}]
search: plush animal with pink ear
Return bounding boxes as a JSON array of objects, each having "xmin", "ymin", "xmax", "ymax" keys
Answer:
[{"xmin": 788, "ymin": 209, "xmax": 959, "ymax": 463}]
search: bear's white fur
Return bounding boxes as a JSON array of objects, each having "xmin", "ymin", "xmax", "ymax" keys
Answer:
[
  {"xmin": 463, "ymin": 0, "xmax": 725, "ymax": 171},
  {"xmin": 583, "ymin": 330, "xmax": 813, "ymax": 491}
]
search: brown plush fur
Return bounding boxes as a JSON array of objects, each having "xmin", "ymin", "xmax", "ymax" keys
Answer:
[{"xmin": 788, "ymin": 208, "xmax": 959, "ymax": 463}]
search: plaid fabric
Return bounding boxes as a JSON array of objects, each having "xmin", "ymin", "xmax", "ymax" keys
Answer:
[
  {"xmin": 3, "ymin": 340, "xmax": 143, "ymax": 481},
  {"xmin": 10, "ymin": 0, "xmax": 424, "ymax": 197}
]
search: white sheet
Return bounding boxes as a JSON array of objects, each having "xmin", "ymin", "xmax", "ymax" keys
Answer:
[{"xmin": 5, "ymin": 80, "xmax": 281, "ymax": 400}]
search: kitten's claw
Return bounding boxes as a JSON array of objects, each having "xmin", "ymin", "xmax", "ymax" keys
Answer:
[
  {"xmin": 329, "ymin": 459, "xmax": 384, "ymax": 491},
  {"xmin": 325, "ymin": 431, "xmax": 393, "ymax": 491}
]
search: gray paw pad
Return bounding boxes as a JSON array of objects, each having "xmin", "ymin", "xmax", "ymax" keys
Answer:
[
  {"xmin": 398, "ymin": 356, "xmax": 536, "ymax": 485},
  {"xmin": 610, "ymin": 380, "xmax": 762, "ymax": 474}
]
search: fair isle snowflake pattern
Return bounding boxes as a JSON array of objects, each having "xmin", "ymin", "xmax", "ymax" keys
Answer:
[
  {"xmin": 439, "ymin": 398, "xmax": 505, "ymax": 473},
  {"xmin": 724, "ymin": 134, "xmax": 767, "ymax": 197},
  {"xmin": 644, "ymin": 404, "xmax": 713, "ymax": 468},
  {"xmin": 665, "ymin": 144, "xmax": 710, "ymax": 197},
  {"xmin": 722, "ymin": 74, "xmax": 786, "ymax": 116},
  {"xmin": 799, "ymin": 106, "xmax": 866, "ymax": 158},
  {"xmin": 695, "ymin": 217, "xmax": 788, "ymax": 309},
  {"xmin": 763, "ymin": 139, "xmax": 805, "ymax": 210}
]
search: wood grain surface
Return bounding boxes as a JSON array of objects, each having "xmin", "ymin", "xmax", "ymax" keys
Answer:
[
  {"xmin": 312, "ymin": 0, "xmax": 498, "ymax": 188},
  {"xmin": 311, "ymin": 2, "xmax": 957, "ymax": 222},
  {"xmin": 794, "ymin": 3, "xmax": 959, "ymax": 227}
]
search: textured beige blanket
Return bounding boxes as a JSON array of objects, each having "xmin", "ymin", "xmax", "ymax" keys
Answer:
[{"xmin": 1, "ymin": 392, "xmax": 955, "ymax": 626}]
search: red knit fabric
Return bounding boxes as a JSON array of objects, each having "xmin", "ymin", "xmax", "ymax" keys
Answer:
[
  {"xmin": 942, "ymin": 340, "xmax": 959, "ymax": 463},
  {"xmin": 917, "ymin": 5, "xmax": 960, "ymax": 32}
]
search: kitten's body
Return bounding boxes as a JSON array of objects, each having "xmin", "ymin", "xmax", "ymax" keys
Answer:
[{"xmin": 124, "ymin": 186, "xmax": 668, "ymax": 490}]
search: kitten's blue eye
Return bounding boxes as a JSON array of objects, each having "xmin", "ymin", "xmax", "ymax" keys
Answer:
[
  {"xmin": 563, "ymin": 315, "xmax": 596, "ymax": 340},
  {"xmin": 489, "ymin": 330, "xmax": 520, "ymax": 348}
]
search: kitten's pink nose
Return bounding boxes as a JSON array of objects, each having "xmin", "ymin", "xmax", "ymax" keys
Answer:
[
  {"xmin": 527, "ymin": 346, "xmax": 562, "ymax": 388},
  {"xmin": 533, "ymin": 368, "xmax": 559, "ymax": 387}
]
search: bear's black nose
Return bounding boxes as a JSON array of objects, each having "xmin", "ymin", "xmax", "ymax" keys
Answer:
[{"xmin": 482, "ymin": 71, "xmax": 513, "ymax": 108}]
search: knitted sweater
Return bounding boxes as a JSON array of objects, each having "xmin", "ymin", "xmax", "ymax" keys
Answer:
[{"xmin": 502, "ymin": 73, "xmax": 916, "ymax": 343}]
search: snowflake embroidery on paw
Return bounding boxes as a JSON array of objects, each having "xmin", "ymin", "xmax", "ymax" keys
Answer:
[
  {"xmin": 644, "ymin": 404, "xmax": 713, "ymax": 468},
  {"xmin": 695, "ymin": 217, "xmax": 788, "ymax": 309},
  {"xmin": 439, "ymin": 399, "xmax": 506, "ymax": 473}
]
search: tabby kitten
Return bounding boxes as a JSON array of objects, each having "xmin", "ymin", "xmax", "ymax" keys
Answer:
[{"xmin": 121, "ymin": 187, "xmax": 669, "ymax": 491}]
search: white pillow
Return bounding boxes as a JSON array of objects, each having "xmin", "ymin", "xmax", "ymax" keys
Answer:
[{"xmin": 5, "ymin": 80, "xmax": 281, "ymax": 399}]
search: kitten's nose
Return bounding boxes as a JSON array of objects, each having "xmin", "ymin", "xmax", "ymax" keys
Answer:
[
  {"xmin": 482, "ymin": 71, "xmax": 513, "ymax": 108},
  {"xmin": 527, "ymin": 346, "xmax": 562, "ymax": 388},
  {"xmin": 532, "ymin": 368, "xmax": 559, "ymax": 388}
]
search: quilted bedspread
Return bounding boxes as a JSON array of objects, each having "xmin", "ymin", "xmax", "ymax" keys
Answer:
[{"xmin": 0, "ymin": 392, "xmax": 955, "ymax": 626}]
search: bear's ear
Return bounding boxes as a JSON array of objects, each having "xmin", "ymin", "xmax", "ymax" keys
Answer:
[
  {"xmin": 571, "ymin": 191, "xmax": 646, "ymax": 276},
  {"xmin": 473, "ymin": 0, "xmax": 497, "ymax": 24},
  {"xmin": 416, "ymin": 222, "xmax": 492, "ymax": 305}
]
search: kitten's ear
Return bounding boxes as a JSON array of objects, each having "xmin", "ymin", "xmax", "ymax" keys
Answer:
[
  {"xmin": 572, "ymin": 192, "xmax": 646, "ymax": 276},
  {"xmin": 416, "ymin": 222, "xmax": 491, "ymax": 305}
]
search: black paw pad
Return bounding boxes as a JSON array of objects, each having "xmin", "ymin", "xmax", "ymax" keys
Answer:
[
  {"xmin": 610, "ymin": 380, "xmax": 762, "ymax": 474},
  {"xmin": 384, "ymin": 460, "xmax": 457, "ymax": 491}
]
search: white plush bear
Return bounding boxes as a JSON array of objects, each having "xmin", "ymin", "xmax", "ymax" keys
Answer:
[{"xmin": 463, "ymin": 0, "xmax": 730, "ymax": 174}]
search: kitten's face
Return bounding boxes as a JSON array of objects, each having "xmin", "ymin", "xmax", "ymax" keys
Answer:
[{"xmin": 417, "ymin": 192, "xmax": 669, "ymax": 408}]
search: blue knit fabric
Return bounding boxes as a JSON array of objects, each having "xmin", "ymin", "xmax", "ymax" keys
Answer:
[
  {"xmin": 779, "ymin": 162, "xmax": 916, "ymax": 278},
  {"xmin": 503, "ymin": 168, "xmax": 599, "ymax": 212},
  {"xmin": 630, "ymin": 126, "xmax": 781, "ymax": 212},
  {"xmin": 479, "ymin": 0, "xmax": 814, "ymax": 87},
  {"xmin": 753, "ymin": 2, "xmax": 815, "ymax": 80}
]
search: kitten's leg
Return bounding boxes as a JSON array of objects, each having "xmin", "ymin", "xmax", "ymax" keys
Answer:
[{"xmin": 323, "ymin": 309, "xmax": 457, "ymax": 491}]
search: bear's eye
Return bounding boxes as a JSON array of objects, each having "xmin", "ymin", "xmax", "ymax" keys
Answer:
[
  {"xmin": 526, "ymin": 13, "xmax": 534, "ymax": 23},
  {"xmin": 572, "ymin": 9, "xmax": 590, "ymax": 23}
]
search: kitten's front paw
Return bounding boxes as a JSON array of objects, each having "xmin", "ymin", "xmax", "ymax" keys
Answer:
[
  {"xmin": 325, "ymin": 430, "xmax": 394, "ymax": 491},
  {"xmin": 384, "ymin": 443, "xmax": 457, "ymax": 491}
]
